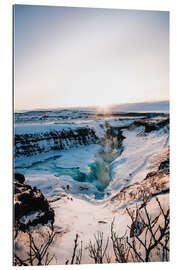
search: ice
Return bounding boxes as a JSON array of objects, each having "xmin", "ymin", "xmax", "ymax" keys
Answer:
[
  {"xmin": 15, "ymin": 115, "xmax": 169, "ymax": 201},
  {"xmin": 106, "ymin": 127, "xmax": 169, "ymax": 195},
  {"xmin": 55, "ymin": 144, "xmax": 101, "ymax": 173},
  {"xmin": 22, "ymin": 144, "xmax": 112, "ymax": 198},
  {"xmin": 14, "ymin": 118, "xmax": 136, "ymax": 139},
  {"xmin": 14, "ymin": 111, "xmax": 169, "ymax": 264}
]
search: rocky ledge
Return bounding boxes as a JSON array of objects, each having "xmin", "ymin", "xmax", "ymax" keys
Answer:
[
  {"xmin": 110, "ymin": 147, "xmax": 169, "ymax": 209},
  {"xmin": 14, "ymin": 173, "xmax": 54, "ymax": 232},
  {"xmin": 130, "ymin": 116, "xmax": 169, "ymax": 133}
]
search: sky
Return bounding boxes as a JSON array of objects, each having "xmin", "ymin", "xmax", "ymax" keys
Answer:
[{"xmin": 14, "ymin": 5, "xmax": 169, "ymax": 111}]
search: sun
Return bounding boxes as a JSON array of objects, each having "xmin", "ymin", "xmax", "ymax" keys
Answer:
[{"xmin": 96, "ymin": 104, "xmax": 111, "ymax": 114}]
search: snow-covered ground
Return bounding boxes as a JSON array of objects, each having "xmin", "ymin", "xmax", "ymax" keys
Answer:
[
  {"xmin": 47, "ymin": 192, "xmax": 169, "ymax": 264},
  {"xmin": 15, "ymin": 116, "xmax": 169, "ymax": 200},
  {"xmin": 14, "ymin": 109, "xmax": 169, "ymax": 264},
  {"xmin": 50, "ymin": 194, "xmax": 132, "ymax": 264},
  {"xmin": 107, "ymin": 127, "xmax": 169, "ymax": 194},
  {"xmin": 14, "ymin": 117, "xmax": 135, "ymax": 135}
]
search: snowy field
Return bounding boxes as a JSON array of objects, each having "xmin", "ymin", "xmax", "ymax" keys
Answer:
[{"xmin": 14, "ymin": 108, "xmax": 169, "ymax": 264}]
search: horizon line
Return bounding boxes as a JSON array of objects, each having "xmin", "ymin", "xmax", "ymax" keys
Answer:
[{"xmin": 14, "ymin": 100, "xmax": 169, "ymax": 113}]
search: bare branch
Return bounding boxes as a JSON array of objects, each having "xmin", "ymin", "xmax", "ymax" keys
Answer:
[
  {"xmin": 14, "ymin": 228, "xmax": 56, "ymax": 266},
  {"xmin": 87, "ymin": 231, "xmax": 109, "ymax": 264}
]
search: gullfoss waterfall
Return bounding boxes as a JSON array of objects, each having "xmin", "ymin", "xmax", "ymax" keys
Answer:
[{"xmin": 14, "ymin": 110, "xmax": 169, "ymax": 264}]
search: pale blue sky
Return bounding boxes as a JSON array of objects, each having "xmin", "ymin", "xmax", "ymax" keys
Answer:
[{"xmin": 14, "ymin": 5, "xmax": 169, "ymax": 110}]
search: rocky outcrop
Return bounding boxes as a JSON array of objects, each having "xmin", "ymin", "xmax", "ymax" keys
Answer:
[
  {"xmin": 14, "ymin": 127, "xmax": 99, "ymax": 157},
  {"xmin": 105, "ymin": 125, "xmax": 126, "ymax": 146},
  {"xmin": 14, "ymin": 125, "xmax": 125, "ymax": 158},
  {"xmin": 14, "ymin": 174, "xmax": 54, "ymax": 232},
  {"xmin": 159, "ymin": 159, "xmax": 169, "ymax": 172},
  {"xmin": 130, "ymin": 117, "xmax": 169, "ymax": 133},
  {"xmin": 14, "ymin": 173, "xmax": 25, "ymax": 184},
  {"xmin": 110, "ymin": 148, "xmax": 169, "ymax": 209}
]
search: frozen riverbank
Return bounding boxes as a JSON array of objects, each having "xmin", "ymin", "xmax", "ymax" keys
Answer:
[{"xmin": 14, "ymin": 112, "xmax": 169, "ymax": 265}]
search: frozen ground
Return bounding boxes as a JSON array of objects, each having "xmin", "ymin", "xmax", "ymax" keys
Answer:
[
  {"xmin": 15, "ymin": 117, "xmax": 169, "ymax": 201},
  {"xmin": 14, "ymin": 109, "xmax": 169, "ymax": 264}
]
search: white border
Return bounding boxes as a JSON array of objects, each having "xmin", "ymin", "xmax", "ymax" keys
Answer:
[
  {"xmin": 7, "ymin": 0, "xmax": 172, "ymax": 11},
  {"xmin": 1, "ymin": 0, "xmax": 180, "ymax": 269}
]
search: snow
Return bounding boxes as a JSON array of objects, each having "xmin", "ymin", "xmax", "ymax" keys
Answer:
[
  {"xmin": 14, "ymin": 113, "xmax": 170, "ymax": 264},
  {"xmin": 19, "ymin": 210, "xmax": 44, "ymax": 225},
  {"xmin": 25, "ymin": 170, "xmax": 101, "ymax": 199},
  {"xmin": 15, "ymin": 118, "xmax": 169, "ymax": 203},
  {"xmin": 15, "ymin": 150, "xmax": 62, "ymax": 168},
  {"xmin": 49, "ymin": 195, "xmax": 131, "ymax": 264},
  {"xmin": 14, "ymin": 118, "xmax": 135, "ymax": 139},
  {"xmin": 44, "ymin": 191, "xmax": 169, "ymax": 264},
  {"xmin": 106, "ymin": 127, "xmax": 169, "ymax": 195},
  {"xmin": 55, "ymin": 145, "xmax": 101, "ymax": 173}
]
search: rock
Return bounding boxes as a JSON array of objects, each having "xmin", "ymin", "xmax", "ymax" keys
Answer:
[
  {"xmin": 14, "ymin": 124, "xmax": 126, "ymax": 158},
  {"xmin": 98, "ymin": 220, "xmax": 107, "ymax": 224},
  {"xmin": 159, "ymin": 159, "xmax": 169, "ymax": 172},
  {"xmin": 132, "ymin": 117, "xmax": 169, "ymax": 133},
  {"xmin": 14, "ymin": 127, "xmax": 99, "ymax": 157},
  {"xmin": 14, "ymin": 173, "xmax": 25, "ymax": 184},
  {"xmin": 144, "ymin": 171, "xmax": 158, "ymax": 180},
  {"xmin": 79, "ymin": 186, "xmax": 89, "ymax": 191},
  {"xmin": 14, "ymin": 174, "xmax": 54, "ymax": 232}
]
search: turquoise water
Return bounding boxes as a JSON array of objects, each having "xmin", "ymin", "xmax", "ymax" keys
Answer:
[{"xmin": 15, "ymin": 144, "xmax": 123, "ymax": 199}]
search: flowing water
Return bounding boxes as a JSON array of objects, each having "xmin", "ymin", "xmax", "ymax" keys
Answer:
[
  {"xmin": 15, "ymin": 140, "xmax": 123, "ymax": 199},
  {"xmin": 14, "ymin": 112, "xmax": 169, "ymax": 201}
]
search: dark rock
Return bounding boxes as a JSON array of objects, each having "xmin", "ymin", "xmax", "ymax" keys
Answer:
[
  {"xmin": 14, "ymin": 173, "xmax": 25, "ymax": 184},
  {"xmin": 144, "ymin": 171, "xmax": 158, "ymax": 180},
  {"xmin": 132, "ymin": 117, "xmax": 169, "ymax": 133},
  {"xmin": 14, "ymin": 127, "xmax": 99, "ymax": 157},
  {"xmin": 14, "ymin": 174, "xmax": 54, "ymax": 232},
  {"xmin": 79, "ymin": 186, "xmax": 89, "ymax": 191},
  {"xmin": 98, "ymin": 220, "xmax": 107, "ymax": 224},
  {"xmin": 159, "ymin": 159, "xmax": 169, "ymax": 172},
  {"xmin": 14, "ymin": 124, "xmax": 126, "ymax": 158}
]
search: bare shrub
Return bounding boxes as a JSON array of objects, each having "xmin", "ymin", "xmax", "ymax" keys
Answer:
[
  {"xmin": 126, "ymin": 197, "xmax": 170, "ymax": 262},
  {"xmin": 13, "ymin": 228, "xmax": 56, "ymax": 266},
  {"xmin": 111, "ymin": 218, "xmax": 130, "ymax": 262},
  {"xmin": 14, "ymin": 197, "xmax": 169, "ymax": 265},
  {"xmin": 65, "ymin": 233, "xmax": 83, "ymax": 265},
  {"xmin": 87, "ymin": 232, "xmax": 109, "ymax": 263}
]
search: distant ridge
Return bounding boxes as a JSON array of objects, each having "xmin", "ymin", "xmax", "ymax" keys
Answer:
[
  {"xmin": 15, "ymin": 101, "xmax": 169, "ymax": 113},
  {"xmin": 108, "ymin": 101, "xmax": 169, "ymax": 113}
]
